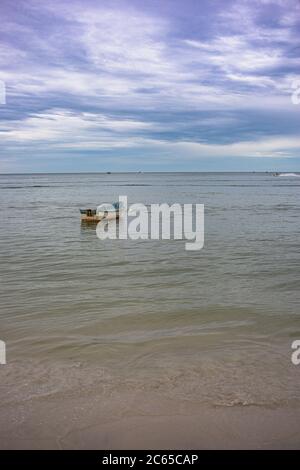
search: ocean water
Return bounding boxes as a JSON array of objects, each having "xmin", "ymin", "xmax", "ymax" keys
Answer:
[{"xmin": 0, "ymin": 172, "xmax": 300, "ymax": 447}]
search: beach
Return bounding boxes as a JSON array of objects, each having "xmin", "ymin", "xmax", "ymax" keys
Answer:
[
  {"xmin": 0, "ymin": 172, "xmax": 300, "ymax": 449},
  {"xmin": 2, "ymin": 378, "xmax": 300, "ymax": 449}
]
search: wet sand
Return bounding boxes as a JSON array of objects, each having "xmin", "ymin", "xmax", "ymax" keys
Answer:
[
  {"xmin": 1, "ymin": 399, "xmax": 300, "ymax": 449},
  {"xmin": 1, "ymin": 374, "xmax": 300, "ymax": 449},
  {"xmin": 62, "ymin": 408, "xmax": 300, "ymax": 450}
]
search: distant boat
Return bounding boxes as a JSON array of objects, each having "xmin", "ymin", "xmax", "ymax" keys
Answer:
[{"xmin": 80, "ymin": 202, "xmax": 123, "ymax": 221}]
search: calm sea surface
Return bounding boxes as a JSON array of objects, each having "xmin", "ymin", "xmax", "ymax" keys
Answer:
[{"xmin": 1, "ymin": 172, "xmax": 300, "ymax": 415}]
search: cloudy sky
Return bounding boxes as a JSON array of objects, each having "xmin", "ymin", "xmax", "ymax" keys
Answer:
[{"xmin": 0, "ymin": 0, "xmax": 299, "ymax": 172}]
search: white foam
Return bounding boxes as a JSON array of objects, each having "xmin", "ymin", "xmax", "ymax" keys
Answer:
[{"xmin": 278, "ymin": 173, "xmax": 300, "ymax": 177}]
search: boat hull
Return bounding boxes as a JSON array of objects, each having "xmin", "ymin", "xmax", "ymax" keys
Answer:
[
  {"xmin": 80, "ymin": 203, "xmax": 123, "ymax": 222},
  {"xmin": 80, "ymin": 212, "xmax": 120, "ymax": 222}
]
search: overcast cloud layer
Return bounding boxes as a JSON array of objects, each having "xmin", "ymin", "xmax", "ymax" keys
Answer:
[{"xmin": 0, "ymin": 0, "xmax": 299, "ymax": 172}]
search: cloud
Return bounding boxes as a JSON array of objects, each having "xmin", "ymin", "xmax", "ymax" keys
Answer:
[
  {"xmin": 0, "ymin": 0, "xmax": 300, "ymax": 171},
  {"xmin": 0, "ymin": 109, "xmax": 155, "ymax": 145},
  {"xmin": 165, "ymin": 136, "xmax": 300, "ymax": 159}
]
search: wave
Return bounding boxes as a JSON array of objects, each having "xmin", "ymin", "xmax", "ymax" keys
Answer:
[{"xmin": 278, "ymin": 173, "xmax": 300, "ymax": 177}]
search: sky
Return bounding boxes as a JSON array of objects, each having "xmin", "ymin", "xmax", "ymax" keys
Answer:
[{"xmin": 0, "ymin": 0, "xmax": 300, "ymax": 172}]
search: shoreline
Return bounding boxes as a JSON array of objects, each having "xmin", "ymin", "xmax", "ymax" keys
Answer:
[
  {"xmin": 1, "ymin": 359, "xmax": 300, "ymax": 449},
  {"xmin": 1, "ymin": 401, "xmax": 300, "ymax": 449}
]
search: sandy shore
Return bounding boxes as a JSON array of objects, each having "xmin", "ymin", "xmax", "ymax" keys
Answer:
[
  {"xmin": 1, "ymin": 352, "xmax": 300, "ymax": 450},
  {"xmin": 1, "ymin": 390, "xmax": 300, "ymax": 449},
  {"xmin": 60, "ymin": 408, "xmax": 300, "ymax": 450}
]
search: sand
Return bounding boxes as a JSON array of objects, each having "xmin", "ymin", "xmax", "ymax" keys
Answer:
[{"xmin": 1, "ymin": 390, "xmax": 300, "ymax": 449}]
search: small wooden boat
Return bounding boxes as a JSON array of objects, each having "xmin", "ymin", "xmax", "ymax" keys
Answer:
[
  {"xmin": 80, "ymin": 208, "xmax": 100, "ymax": 222},
  {"xmin": 80, "ymin": 202, "xmax": 123, "ymax": 222}
]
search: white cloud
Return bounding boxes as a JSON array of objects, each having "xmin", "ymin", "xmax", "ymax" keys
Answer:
[
  {"xmin": 2, "ymin": 107, "xmax": 299, "ymax": 159},
  {"xmin": 166, "ymin": 136, "xmax": 300, "ymax": 159},
  {"xmin": 2, "ymin": 0, "xmax": 297, "ymax": 115},
  {"xmin": 1, "ymin": 0, "xmax": 300, "ymax": 170},
  {"xmin": 0, "ymin": 109, "xmax": 155, "ymax": 143}
]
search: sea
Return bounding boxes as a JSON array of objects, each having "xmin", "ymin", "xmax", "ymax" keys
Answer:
[{"xmin": 0, "ymin": 172, "xmax": 300, "ymax": 448}]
